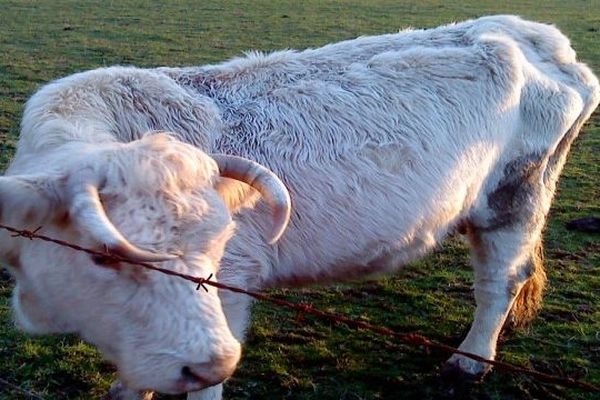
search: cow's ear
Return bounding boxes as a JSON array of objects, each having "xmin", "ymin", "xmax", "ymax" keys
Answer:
[
  {"xmin": 0, "ymin": 175, "xmax": 63, "ymax": 226},
  {"xmin": 214, "ymin": 177, "xmax": 260, "ymax": 214}
]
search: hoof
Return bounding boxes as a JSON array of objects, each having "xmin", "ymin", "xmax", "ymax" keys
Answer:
[
  {"xmin": 441, "ymin": 360, "xmax": 486, "ymax": 384},
  {"xmin": 443, "ymin": 353, "xmax": 491, "ymax": 381},
  {"xmin": 438, "ymin": 360, "xmax": 487, "ymax": 399}
]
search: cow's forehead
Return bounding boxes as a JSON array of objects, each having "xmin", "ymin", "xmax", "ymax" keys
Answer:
[
  {"xmin": 48, "ymin": 135, "xmax": 223, "ymax": 250},
  {"xmin": 101, "ymin": 133, "xmax": 219, "ymax": 192}
]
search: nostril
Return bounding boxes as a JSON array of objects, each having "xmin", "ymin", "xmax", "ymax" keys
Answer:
[{"xmin": 180, "ymin": 360, "xmax": 233, "ymax": 387}]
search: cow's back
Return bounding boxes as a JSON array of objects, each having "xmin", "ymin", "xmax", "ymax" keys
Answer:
[{"xmin": 200, "ymin": 16, "xmax": 599, "ymax": 285}]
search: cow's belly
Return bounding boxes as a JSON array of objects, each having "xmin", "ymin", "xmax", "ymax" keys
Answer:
[
  {"xmin": 265, "ymin": 201, "xmax": 452, "ymax": 288},
  {"xmin": 263, "ymin": 145, "xmax": 494, "ymax": 287}
]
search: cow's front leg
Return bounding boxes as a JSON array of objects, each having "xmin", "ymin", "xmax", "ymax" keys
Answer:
[
  {"xmin": 102, "ymin": 381, "xmax": 154, "ymax": 400},
  {"xmin": 186, "ymin": 384, "xmax": 223, "ymax": 400},
  {"xmin": 446, "ymin": 224, "xmax": 546, "ymax": 378}
]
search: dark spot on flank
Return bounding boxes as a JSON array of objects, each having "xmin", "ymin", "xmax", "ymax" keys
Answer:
[{"xmin": 487, "ymin": 154, "xmax": 544, "ymax": 228}]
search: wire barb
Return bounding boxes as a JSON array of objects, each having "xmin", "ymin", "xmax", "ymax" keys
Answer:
[
  {"xmin": 10, "ymin": 226, "xmax": 42, "ymax": 240},
  {"xmin": 195, "ymin": 273, "xmax": 213, "ymax": 292},
  {"xmin": 0, "ymin": 222, "xmax": 598, "ymax": 393}
]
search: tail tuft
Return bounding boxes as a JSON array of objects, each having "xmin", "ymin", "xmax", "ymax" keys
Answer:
[{"xmin": 504, "ymin": 240, "xmax": 547, "ymax": 331}]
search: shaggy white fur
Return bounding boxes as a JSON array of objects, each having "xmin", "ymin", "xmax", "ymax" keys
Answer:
[{"xmin": 1, "ymin": 15, "xmax": 598, "ymax": 400}]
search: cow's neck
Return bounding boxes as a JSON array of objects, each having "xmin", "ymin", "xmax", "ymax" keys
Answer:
[{"xmin": 216, "ymin": 202, "xmax": 280, "ymax": 292}]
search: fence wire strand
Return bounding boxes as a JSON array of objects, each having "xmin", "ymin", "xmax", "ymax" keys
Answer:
[
  {"xmin": 0, "ymin": 223, "xmax": 598, "ymax": 393},
  {"xmin": 0, "ymin": 377, "xmax": 46, "ymax": 400}
]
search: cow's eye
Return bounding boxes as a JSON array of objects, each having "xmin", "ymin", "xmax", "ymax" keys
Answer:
[{"xmin": 91, "ymin": 255, "xmax": 120, "ymax": 268}]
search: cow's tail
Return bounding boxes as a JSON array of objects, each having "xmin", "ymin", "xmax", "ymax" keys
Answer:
[{"xmin": 505, "ymin": 239, "xmax": 547, "ymax": 330}]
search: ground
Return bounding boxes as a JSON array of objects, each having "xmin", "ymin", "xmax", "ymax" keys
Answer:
[{"xmin": 0, "ymin": 1, "xmax": 598, "ymax": 399}]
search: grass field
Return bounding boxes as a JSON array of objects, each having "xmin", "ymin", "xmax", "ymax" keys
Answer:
[{"xmin": 0, "ymin": 1, "xmax": 599, "ymax": 399}]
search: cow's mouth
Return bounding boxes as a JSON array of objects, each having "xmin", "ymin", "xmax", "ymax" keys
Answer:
[{"xmin": 175, "ymin": 364, "xmax": 227, "ymax": 393}]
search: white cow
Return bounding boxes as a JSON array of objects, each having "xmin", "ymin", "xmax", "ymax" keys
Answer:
[{"xmin": 0, "ymin": 15, "xmax": 598, "ymax": 400}]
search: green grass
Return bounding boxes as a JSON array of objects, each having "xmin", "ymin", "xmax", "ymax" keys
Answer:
[{"xmin": 0, "ymin": 0, "xmax": 599, "ymax": 399}]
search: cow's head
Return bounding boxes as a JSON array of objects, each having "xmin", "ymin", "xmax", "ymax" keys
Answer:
[{"xmin": 0, "ymin": 133, "xmax": 290, "ymax": 394}]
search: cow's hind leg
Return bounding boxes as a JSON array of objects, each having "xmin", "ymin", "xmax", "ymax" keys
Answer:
[
  {"xmin": 504, "ymin": 239, "xmax": 546, "ymax": 331},
  {"xmin": 445, "ymin": 222, "xmax": 547, "ymax": 378},
  {"xmin": 444, "ymin": 150, "xmax": 556, "ymax": 378}
]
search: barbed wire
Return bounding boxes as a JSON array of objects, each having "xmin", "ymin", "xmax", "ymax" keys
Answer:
[{"xmin": 0, "ymin": 223, "xmax": 598, "ymax": 393}]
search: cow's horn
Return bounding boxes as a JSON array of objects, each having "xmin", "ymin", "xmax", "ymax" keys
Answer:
[
  {"xmin": 212, "ymin": 154, "xmax": 291, "ymax": 244},
  {"xmin": 69, "ymin": 175, "xmax": 177, "ymax": 263}
]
